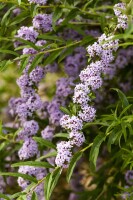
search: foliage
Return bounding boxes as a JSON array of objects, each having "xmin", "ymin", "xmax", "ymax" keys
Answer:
[{"xmin": 0, "ymin": 0, "xmax": 133, "ymax": 200}]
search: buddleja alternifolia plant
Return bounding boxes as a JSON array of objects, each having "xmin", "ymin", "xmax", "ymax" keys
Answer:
[{"xmin": 0, "ymin": 0, "xmax": 133, "ymax": 199}]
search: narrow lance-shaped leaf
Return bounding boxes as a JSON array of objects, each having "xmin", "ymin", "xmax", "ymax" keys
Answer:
[
  {"xmin": 31, "ymin": 192, "xmax": 38, "ymax": 200},
  {"xmin": 53, "ymin": 133, "xmax": 69, "ymax": 138},
  {"xmin": 12, "ymin": 161, "xmax": 54, "ymax": 168},
  {"xmin": 0, "ymin": 49, "xmax": 19, "ymax": 56},
  {"xmin": 52, "ymin": 7, "xmax": 62, "ymax": 30},
  {"xmin": 43, "ymin": 50, "xmax": 62, "ymax": 66},
  {"xmin": 112, "ymin": 88, "xmax": 129, "ymax": 109},
  {"xmin": 67, "ymin": 151, "xmax": 83, "ymax": 182},
  {"xmin": 0, "ymin": 172, "xmax": 38, "ymax": 183},
  {"xmin": 1, "ymin": 5, "xmax": 16, "ymax": 26},
  {"xmin": 33, "ymin": 137, "xmax": 56, "ymax": 149},
  {"xmin": 29, "ymin": 54, "xmax": 44, "ymax": 72},
  {"xmin": 0, "ymin": 193, "xmax": 10, "ymax": 200},
  {"xmin": 17, "ymin": 0, "xmax": 21, "ymax": 5},
  {"xmin": 38, "ymin": 34, "xmax": 63, "ymax": 42},
  {"xmin": 89, "ymin": 133, "xmax": 106, "ymax": 170},
  {"xmin": 62, "ymin": 8, "xmax": 79, "ymax": 25},
  {"xmin": 60, "ymin": 106, "xmax": 71, "ymax": 115},
  {"xmin": 10, "ymin": 192, "xmax": 27, "ymax": 199},
  {"xmin": 107, "ymin": 127, "xmax": 121, "ymax": 152},
  {"xmin": 44, "ymin": 167, "xmax": 61, "ymax": 200}
]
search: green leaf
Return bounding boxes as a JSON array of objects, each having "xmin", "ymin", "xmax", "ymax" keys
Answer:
[
  {"xmin": 33, "ymin": 137, "xmax": 56, "ymax": 149},
  {"xmin": 38, "ymin": 34, "xmax": 63, "ymax": 42},
  {"xmin": 107, "ymin": 128, "xmax": 121, "ymax": 152},
  {"xmin": 121, "ymin": 121, "xmax": 127, "ymax": 141},
  {"xmin": 0, "ymin": 141, "xmax": 9, "ymax": 151},
  {"xmin": 17, "ymin": 0, "xmax": 21, "ymax": 5},
  {"xmin": 18, "ymin": 57, "xmax": 29, "ymax": 73},
  {"xmin": 31, "ymin": 192, "xmax": 38, "ymax": 200},
  {"xmin": 126, "ymin": 123, "xmax": 133, "ymax": 135},
  {"xmin": 44, "ymin": 167, "xmax": 61, "ymax": 200},
  {"xmin": 53, "ymin": 133, "xmax": 69, "ymax": 138},
  {"xmin": 112, "ymin": 88, "xmax": 129, "ymax": 109},
  {"xmin": 36, "ymin": 151, "xmax": 57, "ymax": 161},
  {"xmin": 1, "ymin": 5, "xmax": 16, "ymax": 26},
  {"xmin": 89, "ymin": 133, "xmax": 106, "ymax": 170},
  {"xmin": 83, "ymin": 0, "xmax": 93, "ymax": 10},
  {"xmin": 14, "ymin": 37, "xmax": 39, "ymax": 51},
  {"xmin": 67, "ymin": 151, "xmax": 83, "ymax": 182},
  {"xmin": 0, "ymin": 193, "xmax": 11, "ymax": 200},
  {"xmin": 58, "ymin": 46, "xmax": 75, "ymax": 63},
  {"xmin": 10, "ymin": 11, "xmax": 29, "ymax": 26},
  {"xmin": 119, "ymin": 104, "xmax": 132, "ymax": 118},
  {"xmin": 60, "ymin": 106, "xmax": 71, "ymax": 115},
  {"xmin": 29, "ymin": 54, "xmax": 44, "ymax": 72},
  {"xmin": 0, "ymin": 172, "xmax": 38, "ymax": 183},
  {"xmin": 10, "ymin": 192, "xmax": 27, "ymax": 199},
  {"xmin": 0, "ymin": 49, "xmax": 19, "ymax": 56},
  {"xmin": 43, "ymin": 50, "xmax": 62, "ymax": 66},
  {"xmin": 0, "ymin": 60, "xmax": 13, "ymax": 72},
  {"xmin": 81, "ymin": 35, "xmax": 95, "ymax": 45},
  {"xmin": 52, "ymin": 7, "xmax": 62, "ymax": 30},
  {"xmin": 62, "ymin": 8, "xmax": 79, "ymax": 25},
  {"xmin": 12, "ymin": 161, "xmax": 54, "ymax": 168},
  {"xmin": 30, "ymin": 4, "xmax": 38, "ymax": 18}
]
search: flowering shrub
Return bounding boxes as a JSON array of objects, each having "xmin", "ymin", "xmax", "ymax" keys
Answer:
[{"xmin": 0, "ymin": 0, "xmax": 133, "ymax": 199}]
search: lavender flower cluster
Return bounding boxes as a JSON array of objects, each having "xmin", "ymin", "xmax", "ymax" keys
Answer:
[
  {"xmin": 28, "ymin": 0, "xmax": 47, "ymax": 5},
  {"xmin": 18, "ymin": 166, "xmax": 47, "ymax": 198},
  {"xmin": 114, "ymin": 3, "xmax": 128, "ymax": 30},
  {"xmin": 8, "ymin": 10, "xmax": 57, "ymax": 199},
  {"xmin": 9, "ymin": 4, "xmax": 90, "ymax": 197},
  {"xmin": 5, "ymin": 1, "xmax": 130, "ymax": 198},
  {"xmin": 55, "ymin": 3, "xmax": 128, "ymax": 168}
]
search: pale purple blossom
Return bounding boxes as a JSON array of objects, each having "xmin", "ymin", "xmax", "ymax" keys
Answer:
[
  {"xmin": 18, "ymin": 120, "xmax": 39, "ymax": 140},
  {"xmin": 114, "ymin": 3, "xmax": 126, "ymax": 17},
  {"xmin": 23, "ymin": 48, "xmax": 37, "ymax": 55},
  {"xmin": 41, "ymin": 126, "xmax": 55, "ymax": 141},
  {"xmin": 117, "ymin": 15, "xmax": 128, "ymax": 30},
  {"xmin": 36, "ymin": 40, "xmax": 47, "ymax": 47},
  {"xmin": 24, "ymin": 120, "xmax": 39, "ymax": 134},
  {"xmin": 13, "ymin": 8, "xmax": 21, "ymax": 16},
  {"xmin": 18, "ymin": 138, "xmax": 38, "ymax": 160},
  {"xmin": 29, "ymin": 66, "xmax": 45, "ymax": 84},
  {"xmin": 69, "ymin": 131, "xmax": 85, "ymax": 147},
  {"xmin": 65, "ymin": 56, "xmax": 80, "ymax": 77},
  {"xmin": 79, "ymin": 61, "xmax": 103, "ymax": 83},
  {"xmin": 87, "ymin": 42, "xmax": 102, "ymax": 57},
  {"xmin": 16, "ymin": 74, "xmax": 33, "ymax": 92},
  {"xmin": 16, "ymin": 26, "xmax": 38, "ymax": 42},
  {"xmin": 26, "ymin": 94, "xmax": 43, "ymax": 112},
  {"xmin": 28, "ymin": 0, "xmax": 47, "ymax": 5},
  {"xmin": 73, "ymin": 83, "xmax": 90, "ymax": 105},
  {"xmin": 113, "ymin": 3, "xmax": 128, "ymax": 30},
  {"xmin": 101, "ymin": 50, "xmax": 114, "ymax": 66},
  {"xmin": 55, "ymin": 141, "xmax": 72, "ymax": 168},
  {"xmin": 56, "ymin": 78, "xmax": 74, "ymax": 97},
  {"xmin": 78, "ymin": 105, "xmax": 96, "ymax": 122},
  {"xmin": 125, "ymin": 170, "xmax": 133, "ymax": 185},
  {"xmin": 18, "ymin": 166, "xmax": 46, "ymax": 189},
  {"xmin": 16, "ymin": 103, "xmax": 32, "ymax": 120},
  {"xmin": 33, "ymin": 14, "xmax": 52, "ymax": 32},
  {"xmin": 20, "ymin": 87, "xmax": 35, "ymax": 99},
  {"xmin": 60, "ymin": 115, "xmax": 83, "ymax": 131},
  {"xmin": 87, "ymin": 76, "xmax": 103, "ymax": 90},
  {"xmin": 49, "ymin": 110, "xmax": 63, "ymax": 126},
  {"xmin": 98, "ymin": 34, "xmax": 119, "ymax": 52},
  {"xmin": 45, "ymin": 63, "xmax": 58, "ymax": 73}
]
